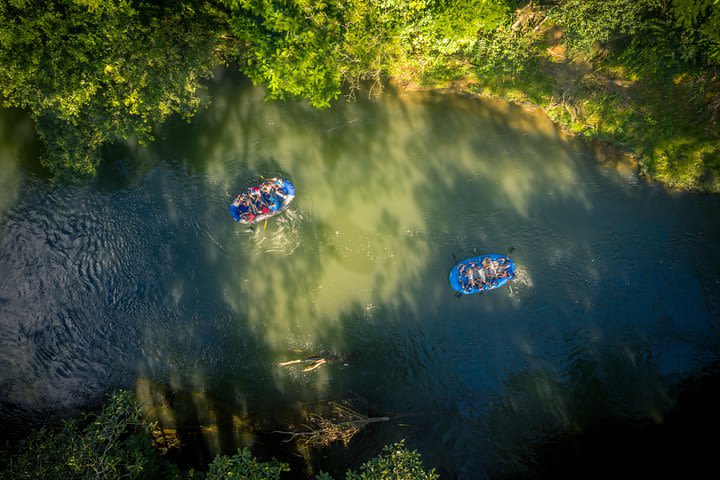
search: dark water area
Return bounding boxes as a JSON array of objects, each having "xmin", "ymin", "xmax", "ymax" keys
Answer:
[
  {"xmin": 513, "ymin": 362, "xmax": 720, "ymax": 479},
  {"xmin": 1, "ymin": 72, "xmax": 719, "ymax": 479}
]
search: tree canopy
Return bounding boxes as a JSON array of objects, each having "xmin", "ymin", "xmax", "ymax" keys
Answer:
[
  {"xmin": 673, "ymin": 0, "xmax": 720, "ymax": 65},
  {"xmin": 0, "ymin": 390, "xmax": 179, "ymax": 479},
  {"xmin": 0, "ymin": 0, "xmax": 718, "ymax": 190},
  {"xmin": 0, "ymin": 390, "xmax": 437, "ymax": 480},
  {"xmin": 0, "ymin": 0, "xmax": 229, "ymax": 179}
]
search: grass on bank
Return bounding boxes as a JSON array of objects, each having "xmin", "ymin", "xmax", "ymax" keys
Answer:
[{"xmin": 396, "ymin": 2, "xmax": 720, "ymax": 193}]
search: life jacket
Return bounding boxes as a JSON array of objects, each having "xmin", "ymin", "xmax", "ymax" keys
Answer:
[
  {"xmin": 229, "ymin": 204, "xmax": 242, "ymax": 222},
  {"xmin": 477, "ymin": 267, "xmax": 487, "ymax": 283},
  {"xmin": 268, "ymin": 196, "xmax": 280, "ymax": 211}
]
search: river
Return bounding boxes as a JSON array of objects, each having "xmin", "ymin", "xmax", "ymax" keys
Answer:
[{"xmin": 1, "ymin": 72, "xmax": 719, "ymax": 478}]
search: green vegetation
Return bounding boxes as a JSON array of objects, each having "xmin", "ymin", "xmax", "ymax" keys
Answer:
[
  {"xmin": 0, "ymin": 0, "xmax": 230, "ymax": 179},
  {"xmin": 343, "ymin": 441, "xmax": 438, "ymax": 480},
  {"xmin": 205, "ymin": 448, "xmax": 289, "ymax": 480},
  {"xmin": 0, "ymin": 390, "xmax": 180, "ymax": 480},
  {"xmin": 0, "ymin": 0, "xmax": 718, "ymax": 190},
  {"xmin": 0, "ymin": 391, "xmax": 437, "ymax": 480},
  {"xmin": 540, "ymin": 0, "xmax": 720, "ymax": 191}
]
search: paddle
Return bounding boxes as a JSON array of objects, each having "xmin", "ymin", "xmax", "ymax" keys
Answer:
[
  {"xmin": 450, "ymin": 253, "xmax": 464, "ymax": 298},
  {"xmin": 258, "ymin": 176, "xmax": 271, "ymax": 230},
  {"xmin": 505, "ymin": 246, "xmax": 515, "ymax": 295}
]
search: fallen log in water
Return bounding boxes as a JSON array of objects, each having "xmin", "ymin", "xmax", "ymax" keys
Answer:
[{"xmin": 274, "ymin": 402, "xmax": 389, "ymax": 447}]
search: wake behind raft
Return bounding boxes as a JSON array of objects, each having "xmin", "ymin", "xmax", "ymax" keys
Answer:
[
  {"xmin": 449, "ymin": 253, "xmax": 516, "ymax": 295},
  {"xmin": 229, "ymin": 177, "xmax": 295, "ymax": 225}
]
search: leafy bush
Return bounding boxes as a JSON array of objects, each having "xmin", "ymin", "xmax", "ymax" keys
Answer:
[
  {"xmin": 344, "ymin": 441, "xmax": 438, "ymax": 480},
  {"xmin": 224, "ymin": 0, "xmax": 346, "ymax": 108},
  {"xmin": 224, "ymin": 0, "xmax": 509, "ymax": 106},
  {"xmin": 206, "ymin": 448, "xmax": 289, "ymax": 480},
  {"xmin": 473, "ymin": 25, "xmax": 537, "ymax": 77},
  {"xmin": 0, "ymin": 0, "xmax": 228, "ymax": 179},
  {"xmin": 673, "ymin": 0, "xmax": 720, "ymax": 66},
  {"xmin": 550, "ymin": 0, "xmax": 664, "ymax": 54},
  {"xmin": 0, "ymin": 390, "xmax": 178, "ymax": 480},
  {"xmin": 648, "ymin": 138, "xmax": 720, "ymax": 190}
]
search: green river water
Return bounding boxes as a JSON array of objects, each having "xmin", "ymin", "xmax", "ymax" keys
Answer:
[{"xmin": 1, "ymin": 72, "xmax": 719, "ymax": 478}]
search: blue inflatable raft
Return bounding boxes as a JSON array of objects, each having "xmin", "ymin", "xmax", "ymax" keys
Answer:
[
  {"xmin": 230, "ymin": 178, "xmax": 295, "ymax": 225},
  {"xmin": 449, "ymin": 253, "xmax": 516, "ymax": 295}
]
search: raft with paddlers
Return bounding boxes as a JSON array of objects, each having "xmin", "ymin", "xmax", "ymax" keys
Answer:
[
  {"xmin": 229, "ymin": 177, "xmax": 295, "ymax": 225},
  {"xmin": 449, "ymin": 251, "xmax": 516, "ymax": 295}
]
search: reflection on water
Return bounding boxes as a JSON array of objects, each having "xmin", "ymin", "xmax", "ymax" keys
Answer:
[
  {"xmin": 0, "ymin": 108, "xmax": 39, "ymax": 217},
  {"xmin": 1, "ymin": 73, "xmax": 720, "ymax": 478}
]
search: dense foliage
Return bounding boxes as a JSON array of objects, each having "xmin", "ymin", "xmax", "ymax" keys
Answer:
[
  {"xmin": 550, "ymin": 0, "xmax": 665, "ymax": 54},
  {"xmin": 205, "ymin": 448, "xmax": 289, "ymax": 479},
  {"xmin": 0, "ymin": 0, "xmax": 229, "ymax": 179},
  {"xmin": 0, "ymin": 0, "xmax": 718, "ymax": 190},
  {"xmin": 543, "ymin": 0, "xmax": 720, "ymax": 190},
  {"xmin": 223, "ymin": 0, "xmax": 346, "ymax": 108},
  {"xmin": 0, "ymin": 391, "xmax": 436, "ymax": 480},
  {"xmin": 673, "ymin": 0, "xmax": 720, "ymax": 65},
  {"xmin": 223, "ymin": 0, "xmax": 508, "ymax": 106},
  {"xmin": 0, "ymin": 390, "xmax": 179, "ymax": 480},
  {"xmin": 343, "ymin": 441, "xmax": 439, "ymax": 480}
]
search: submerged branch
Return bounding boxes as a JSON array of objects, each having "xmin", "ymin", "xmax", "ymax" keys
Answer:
[{"xmin": 275, "ymin": 402, "xmax": 389, "ymax": 448}]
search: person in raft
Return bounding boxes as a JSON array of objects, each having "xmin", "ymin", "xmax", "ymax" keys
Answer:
[
  {"xmin": 459, "ymin": 262, "xmax": 486, "ymax": 291},
  {"xmin": 229, "ymin": 178, "xmax": 288, "ymax": 222},
  {"xmin": 483, "ymin": 256, "xmax": 511, "ymax": 279},
  {"xmin": 229, "ymin": 194, "xmax": 258, "ymax": 223}
]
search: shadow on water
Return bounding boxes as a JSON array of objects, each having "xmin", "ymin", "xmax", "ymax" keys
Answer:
[
  {"xmin": 1, "ymin": 70, "xmax": 720, "ymax": 480},
  {"xmin": 161, "ymin": 75, "xmax": 720, "ymax": 478},
  {"xmin": 495, "ymin": 360, "xmax": 720, "ymax": 479},
  {"xmin": 0, "ymin": 107, "xmax": 43, "ymax": 216}
]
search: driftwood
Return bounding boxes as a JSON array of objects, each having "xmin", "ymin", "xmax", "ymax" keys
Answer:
[
  {"xmin": 275, "ymin": 402, "xmax": 389, "ymax": 447},
  {"xmin": 277, "ymin": 353, "xmax": 348, "ymax": 372}
]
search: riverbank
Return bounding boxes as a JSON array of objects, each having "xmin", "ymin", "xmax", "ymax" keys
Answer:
[
  {"xmin": 0, "ymin": 390, "xmax": 437, "ymax": 480},
  {"xmin": 387, "ymin": 3, "xmax": 720, "ymax": 193},
  {"xmin": 3, "ymin": 1, "xmax": 716, "ymax": 189}
]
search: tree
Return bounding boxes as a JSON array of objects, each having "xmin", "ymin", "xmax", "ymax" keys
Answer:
[
  {"xmin": 0, "ymin": 388, "xmax": 439, "ymax": 480},
  {"xmin": 206, "ymin": 448, "xmax": 289, "ymax": 480},
  {"xmin": 549, "ymin": 0, "xmax": 665, "ymax": 54},
  {"xmin": 223, "ymin": 0, "xmax": 510, "ymax": 106},
  {"xmin": 0, "ymin": 390, "xmax": 179, "ymax": 480},
  {"xmin": 343, "ymin": 441, "xmax": 439, "ymax": 480},
  {"xmin": 276, "ymin": 401, "xmax": 390, "ymax": 448},
  {"xmin": 672, "ymin": 0, "xmax": 720, "ymax": 65},
  {"xmin": 0, "ymin": 0, "xmax": 229, "ymax": 179},
  {"xmin": 223, "ymin": 0, "xmax": 359, "ymax": 108},
  {"xmin": 0, "ymin": 0, "xmax": 514, "ymax": 178}
]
